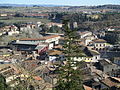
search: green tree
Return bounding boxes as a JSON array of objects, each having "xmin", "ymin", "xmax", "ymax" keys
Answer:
[
  {"xmin": 0, "ymin": 74, "xmax": 10, "ymax": 90},
  {"xmin": 54, "ymin": 20, "xmax": 84, "ymax": 90},
  {"xmin": 14, "ymin": 13, "xmax": 24, "ymax": 17},
  {"xmin": 0, "ymin": 22, "xmax": 6, "ymax": 28},
  {"xmin": 49, "ymin": 25, "xmax": 63, "ymax": 33},
  {"xmin": 40, "ymin": 24, "xmax": 49, "ymax": 34}
]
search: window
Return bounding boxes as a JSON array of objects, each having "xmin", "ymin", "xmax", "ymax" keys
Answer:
[
  {"xmin": 103, "ymin": 44, "xmax": 105, "ymax": 46},
  {"xmin": 118, "ymin": 61, "xmax": 120, "ymax": 64},
  {"xmin": 96, "ymin": 57, "xmax": 97, "ymax": 59},
  {"xmin": 96, "ymin": 44, "xmax": 98, "ymax": 46}
]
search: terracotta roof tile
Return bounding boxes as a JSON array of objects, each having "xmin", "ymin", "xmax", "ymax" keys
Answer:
[
  {"xmin": 101, "ymin": 77, "xmax": 119, "ymax": 87},
  {"xmin": 83, "ymin": 85, "xmax": 92, "ymax": 90},
  {"xmin": 33, "ymin": 76, "xmax": 42, "ymax": 81},
  {"xmin": 48, "ymin": 50, "xmax": 62, "ymax": 56},
  {"xmin": 19, "ymin": 35, "xmax": 60, "ymax": 41},
  {"xmin": 94, "ymin": 39, "xmax": 106, "ymax": 43}
]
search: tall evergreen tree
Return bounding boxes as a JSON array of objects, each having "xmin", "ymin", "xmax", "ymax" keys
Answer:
[
  {"xmin": 0, "ymin": 74, "xmax": 10, "ymax": 90},
  {"xmin": 54, "ymin": 20, "xmax": 84, "ymax": 90}
]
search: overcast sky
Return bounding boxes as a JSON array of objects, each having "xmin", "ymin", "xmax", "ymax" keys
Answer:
[{"xmin": 0, "ymin": 0, "xmax": 120, "ymax": 6}]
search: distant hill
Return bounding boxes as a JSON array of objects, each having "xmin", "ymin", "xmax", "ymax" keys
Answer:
[
  {"xmin": 88, "ymin": 5, "xmax": 120, "ymax": 9},
  {"xmin": 67, "ymin": 4, "xmax": 120, "ymax": 10},
  {"xmin": 0, "ymin": 4, "xmax": 28, "ymax": 7},
  {"xmin": 0, "ymin": 4, "xmax": 120, "ymax": 9},
  {"xmin": 0, "ymin": 4, "xmax": 67, "ymax": 7}
]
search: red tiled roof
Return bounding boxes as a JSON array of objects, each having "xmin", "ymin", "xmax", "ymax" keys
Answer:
[
  {"xmin": 83, "ymin": 85, "xmax": 92, "ymax": 90},
  {"xmin": 101, "ymin": 77, "xmax": 119, "ymax": 87},
  {"xmin": 48, "ymin": 50, "xmax": 62, "ymax": 55},
  {"xmin": 47, "ymin": 22, "xmax": 63, "ymax": 26},
  {"xmin": 19, "ymin": 35, "xmax": 60, "ymax": 41},
  {"xmin": 54, "ymin": 45, "xmax": 62, "ymax": 49},
  {"xmin": 78, "ymin": 31, "xmax": 91, "ymax": 35},
  {"xmin": 24, "ymin": 13, "xmax": 49, "ymax": 17},
  {"xmin": 93, "ymin": 39, "xmax": 106, "ymax": 43},
  {"xmin": 33, "ymin": 76, "xmax": 42, "ymax": 81},
  {"xmin": 19, "ymin": 38, "xmax": 45, "ymax": 41}
]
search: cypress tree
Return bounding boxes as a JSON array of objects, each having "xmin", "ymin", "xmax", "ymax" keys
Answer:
[
  {"xmin": 54, "ymin": 20, "xmax": 84, "ymax": 90},
  {"xmin": 0, "ymin": 74, "xmax": 10, "ymax": 90}
]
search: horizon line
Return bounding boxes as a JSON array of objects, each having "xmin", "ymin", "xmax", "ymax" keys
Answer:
[{"xmin": 0, "ymin": 3, "xmax": 120, "ymax": 7}]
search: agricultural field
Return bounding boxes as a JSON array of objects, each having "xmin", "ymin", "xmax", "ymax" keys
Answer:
[{"xmin": 0, "ymin": 17, "xmax": 51, "ymax": 24}]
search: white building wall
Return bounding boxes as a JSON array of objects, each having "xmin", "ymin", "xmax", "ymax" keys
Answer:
[
  {"xmin": 85, "ymin": 39, "xmax": 92, "ymax": 45},
  {"xmin": 49, "ymin": 43, "xmax": 54, "ymax": 50},
  {"xmin": 73, "ymin": 55, "xmax": 100, "ymax": 62},
  {"xmin": 92, "ymin": 55, "xmax": 100, "ymax": 62},
  {"xmin": 49, "ymin": 56, "xmax": 57, "ymax": 61},
  {"xmin": 49, "ymin": 55, "xmax": 64, "ymax": 61},
  {"xmin": 94, "ymin": 43, "xmax": 107, "ymax": 50},
  {"xmin": 8, "ymin": 31, "xmax": 19, "ymax": 36},
  {"xmin": 55, "ymin": 40, "xmax": 59, "ymax": 45},
  {"xmin": 81, "ymin": 32, "xmax": 92, "ymax": 38}
]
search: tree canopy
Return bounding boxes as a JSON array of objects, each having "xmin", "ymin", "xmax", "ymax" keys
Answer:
[{"xmin": 54, "ymin": 20, "xmax": 84, "ymax": 90}]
